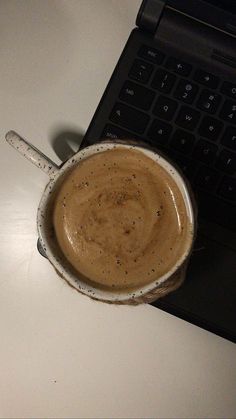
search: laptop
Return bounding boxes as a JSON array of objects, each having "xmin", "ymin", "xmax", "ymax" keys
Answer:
[{"xmin": 81, "ymin": 0, "xmax": 236, "ymax": 343}]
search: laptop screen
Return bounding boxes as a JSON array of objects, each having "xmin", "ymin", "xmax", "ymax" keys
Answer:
[{"xmin": 203, "ymin": 0, "xmax": 236, "ymax": 14}]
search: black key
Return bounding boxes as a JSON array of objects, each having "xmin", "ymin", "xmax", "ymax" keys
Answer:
[
  {"xmin": 175, "ymin": 155, "xmax": 197, "ymax": 178},
  {"xmin": 153, "ymin": 95, "xmax": 178, "ymax": 121},
  {"xmin": 174, "ymin": 80, "xmax": 198, "ymax": 104},
  {"xmin": 221, "ymin": 126, "xmax": 236, "ymax": 151},
  {"xmin": 110, "ymin": 103, "xmax": 149, "ymax": 134},
  {"xmin": 155, "ymin": 143, "xmax": 169, "ymax": 156},
  {"xmin": 151, "ymin": 69, "xmax": 176, "ymax": 94},
  {"xmin": 193, "ymin": 139, "xmax": 218, "ymax": 164},
  {"xmin": 197, "ymin": 192, "xmax": 236, "ymax": 230},
  {"xmin": 138, "ymin": 45, "xmax": 165, "ymax": 64},
  {"xmin": 147, "ymin": 119, "xmax": 172, "ymax": 145},
  {"xmin": 198, "ymin": 116, "xmax": 223, "ymax": 140},
  {"xmin": 221, "ymin": 81, "xmax": 236, "ymax": 99},
  {"xmin": 175, "ymin": 106, "xmax": 200, "ymax": 130},
  {"xmin": 129, "ymin": 59, "xmax": 154, "ymax": 84},
  {"xmin": 220, "ymin": 99, "xmax": 236, "ymax": 124},
  {"xmin": 164, "ymin": 147, "xmax": 178, "ymax": 162},
  {"xmin": 102, "ymin": 125, "xmax": 142, "ymax": 141},
  {"xmin": 193, "ymin": 69, "xmax": 219, "ymax": 89},
  {"xmin": 170, "ymin": 129, "xmax": 196, "ymax": 154},
  {"xmin": 197, "ymin": 89, "xmax": 222, "ymax": 114},
  {"xmin": 119, "ymin": 81, "xmax": 155, "ymax": 111},
  {"xmin": 165, "ymin": 57, "xmax": 192, "ymax": 76},
  {"xmin": 195, "ymin": 166, "xmax": 220, "ymax": 190},
  {"xmin": 218, "ymin": 176, "xmax": 236, "ymax": 202},
  {"xmin": 216, "ymin": 149, "xmax": 236, "ymax": 175}
]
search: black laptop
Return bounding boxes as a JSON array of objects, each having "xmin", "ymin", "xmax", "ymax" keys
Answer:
[{"xmin": 81, "ymin": 0, "xmax": 236, "ymax": 343}]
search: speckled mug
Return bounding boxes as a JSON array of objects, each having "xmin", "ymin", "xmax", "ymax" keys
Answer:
[{"xmin": 5, "ymin": 131, "xmax": 195, "ymax": 304}]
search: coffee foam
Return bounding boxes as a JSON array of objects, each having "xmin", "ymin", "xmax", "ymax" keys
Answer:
[{"xmin": 52, "ymin": 148, "xmax": 192, "ymax": 290}]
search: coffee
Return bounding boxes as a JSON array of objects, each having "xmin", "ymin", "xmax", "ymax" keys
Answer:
[{"xmin": 52, "ymin": 147, "xmax": 191, "ymax": 290}]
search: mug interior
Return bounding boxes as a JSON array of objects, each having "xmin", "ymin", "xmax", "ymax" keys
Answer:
[{"xmin": 37, "ymin": 142, "xmax": 195, "ymax": 303}]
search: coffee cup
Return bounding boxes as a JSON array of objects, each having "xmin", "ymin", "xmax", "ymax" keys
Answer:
[{"xmin": 5, "ymin": 131, "xmax": 195, "ymax": 304}]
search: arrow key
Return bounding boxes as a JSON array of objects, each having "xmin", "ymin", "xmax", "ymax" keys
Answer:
[
  {"xmin": 194, "ymin": 69, "xmax": 219, "ymax": 89},
  {"xmin": 166, "ymin": 57, "xmax": 192, "ymax": 76}
]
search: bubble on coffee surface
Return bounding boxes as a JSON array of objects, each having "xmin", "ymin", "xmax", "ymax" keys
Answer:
[{"xmin": 52, "ymin": 148, "xmax": 191, "ymax": 290}]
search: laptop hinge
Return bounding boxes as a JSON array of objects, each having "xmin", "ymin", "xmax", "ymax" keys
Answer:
[
  {"xmin": 136, "ymin": 0, "xmax": 165, "ymax": 34},
  {"xmin": 154, "ymin": 6, "xmax": 236, "ymax": 67}
]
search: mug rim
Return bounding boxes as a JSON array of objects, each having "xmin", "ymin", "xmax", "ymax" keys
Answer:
[{"xmin": 37, "ymin": 141, "xmax": 195, "ymax": 302}]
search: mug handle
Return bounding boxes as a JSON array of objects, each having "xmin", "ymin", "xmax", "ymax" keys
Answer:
[{"xmin": 5, "ymin": 130, "xmax": 59, "ymax": 179}]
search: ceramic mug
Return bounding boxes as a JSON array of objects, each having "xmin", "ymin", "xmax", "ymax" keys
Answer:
[{"xmin": 5, "ymin": 131, "xmax": 195, "ymax": 304}]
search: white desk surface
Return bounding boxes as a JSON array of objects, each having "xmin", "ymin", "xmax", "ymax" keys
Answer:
[{"xmin": 0, "ymin": 1, "xmax": 236, "ymax": 418}]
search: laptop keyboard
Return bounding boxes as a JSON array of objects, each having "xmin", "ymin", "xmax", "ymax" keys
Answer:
[{"xmin": 101, "ymin": 44, "xmax": 236, "ymax": 229}]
